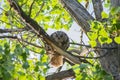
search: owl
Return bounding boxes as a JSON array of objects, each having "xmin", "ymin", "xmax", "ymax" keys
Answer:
[{"xmin": 45, "ymin": 31, "xmax": 69, "ymax": 67}]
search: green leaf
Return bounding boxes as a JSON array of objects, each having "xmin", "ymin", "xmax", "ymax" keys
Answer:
[
  {"xmin": 110, "ymin": 7, "xmax": 120, "ymax": 15},
  {"xmin": 106, "ymin": 38, "xmax": 112, "ymax": 44},
  {"xmin": 21, "ymin": 52, "xmax": 27, "ymax": 61},
  {"xmin": 79, "ymin": 63, "xmax": 89, "ymax": 70},
  {"xmin": 98, "ymin": 36, "xmax": 108, "ymax": 44},
  {"xmin": 114, "ymin": 36, "xmax": 120, "ymax": 44},
  {"xmin": 22, "ymin": 61, "xmax": 30, "ymax": 69},
  {"xmin": 3, "ymin": 71, "xmax": 11, "ymax": 80},
  {"xmin": 89, "ymin": 41, "xmax": 97, "ymax": 47},
  {"xmin": 41, "ymin": 54, "xmax": 48, "ymax": 63},
  {"xmin": 39, "ymin": 75, "xmax": 45, "ymax": 80},
  {"xmin": 78, "ymin": 0, "xmax": 83, "ymax": 2},
  {"xmin": 87, "ymin": 32, "xmax": 98, "ymax": 40},
  {"xmin": 104, "ymin": 3, "xmax": 110, "ymax": 8},
  {"xmin": 99, "ymin": 29, "xmax": 108, "ymax": 37},
  {"xmin": 91, "ymin": 21, "xmax": 101, "ymax": 31},
  {"xmin": 0, "ymin": 46, "xmax": 3, "ymax": 53},
  {"xmin": 18, "ymin": 71, "xmax": 25, "ymax": 75},
  {"xmin": 102, "ymin": 11, "xmax": 109, "ymax": 18},
  {"xmin": 14, "ymin": 44, "xmax": 23, "ymax": 55},
  {"xmin": 4, "ymin": 43, "xmax": 10, "ymax": 55},
  {"xmin": 34, "ymin": 66, "xmax": 39, "ymax": 72},
  {"xmin": 72, "ymin": 64, "xmax": 80, "ymax": 74}
]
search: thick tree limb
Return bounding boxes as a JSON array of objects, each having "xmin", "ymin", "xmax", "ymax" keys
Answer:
[
  {"xmin": 7, "ymin": 0, "xmax": 82, "ymax": 65},
  {"xmin": 46, "ymin": 69, "xmax": 75, "ymax": 80},
  {"xmin": 59, "ymin": 0, "xmax": 94, "ymax": 32},
  {"xmin": 92, "ymin": 0, "xmax": 103, "ymax": 21}
]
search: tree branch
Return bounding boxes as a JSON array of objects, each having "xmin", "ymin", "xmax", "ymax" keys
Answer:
[
  {"xmin": 70, "ymin": 42, "xmax": 117, "ymax": 49},
  {"xmin": 46, "ymin": 69, "xmax": 75, "ymax": 80},
  {"xmin": 0, "ymin": 28, "xmax": 25, "ymax": 33},
  {"xmin": 92, "ymin": 0, "xmax": 103, "ymax": 21},
  {"xmin": 7, "ymin": 0, "xmax": 82, "ymax": 65},
  {"xmin": 110, "ymin": 0, "xmax": 120, "ymax": 7},
  {"xmin": 28, "ymin": 0, "xmax": 35, "ymax": 17},
  {"xmin": 59, "ymin": 0, "xmax": 94, "ymax": 32},
  {"xmin": 0, "ymin": 35, "xmax": 43, "ymax": 49},
  {"xmin": 0, "ymin": 35, "xmax": 17, "ymax": 39},
  {"xmin": 34, "ymin": 1, "xmax": 45, "ymax": 19}
]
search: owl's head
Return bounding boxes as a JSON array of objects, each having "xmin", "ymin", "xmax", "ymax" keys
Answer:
[{"xmin": 50, "ymin": 31, "xmax": 69, "ymax": 50}]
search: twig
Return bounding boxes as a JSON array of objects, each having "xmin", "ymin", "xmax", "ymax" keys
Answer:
[
  {"xmin": 0, "ymin": 20, "xmax": 11, "ymax": 25},
  {"xmin": 0, "ymin": 28, "xmax": 25, "ymax": 33},
  {"xmin": 18, "ymin": 37, "xmax": 43, "ymax": 49},
  {"xmin": 78, "ymin": 52, "xmax": 109, "ymax": 59},
  {"xmin": 34, "ymin": 1, "xmax": 45, "ymax": 19},
  {"xmin": 70, "ymin": 42, "xmax": 91, "ymax": 47},
  {"xmin": 28, "ymin": 0, "xmax": 35, "ymax": 17},
  {"xmin": 0, "ymin": 36, "xmax": 17, "ymax": 39},
  {"xmin": 70, "ymin": 42, "xmax": 117, "ymax": 49},
  {"xmin": 0, "ymin": 35, "xmax": 43, "ymax": 49},
  {"xmin": 20, "ymin": 0, "xmax": 28, "ymax": 7},
  {"xmin": 80, "ymin": 29, "xmax": 83, "ymax": 44},
  {"xmin": 0, "ymin": 7, "xmax": 7, "ymax": 12}
]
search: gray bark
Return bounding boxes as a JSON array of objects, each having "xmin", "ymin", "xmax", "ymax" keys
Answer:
[
  {"xmin": 97, "ymin": 42, "xmax": 120, "ymax": 80},
  {"xmin": 59, "ymin": 0, "xmax": 94, "ymax": 33},
  {"xmin": 60, "ymin": 0, "xmax": 120, "ymax": 80},
  {"xmin": 92, "ymin": 0, "xmax": 103, "ymax": 21},
  {"xmin": 99, "ymin": 0, "xmax": 120, "ymax": 80},
  {"xmin": 46, "ymin": 69, "xmax": 75, "ymax": 80},
  {"xmin": 110, "ymin": 0, "xmax": 120, "ymax": 7}
]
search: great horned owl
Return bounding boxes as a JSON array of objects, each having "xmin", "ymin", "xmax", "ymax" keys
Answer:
[{"xmin": 45, "ymin": 31, "xmax": 69, "ymax": 67}]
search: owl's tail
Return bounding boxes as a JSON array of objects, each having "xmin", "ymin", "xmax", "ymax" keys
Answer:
[{"xmin": 50, "ymin": 54, "xmax": 63, "ymax": 67}]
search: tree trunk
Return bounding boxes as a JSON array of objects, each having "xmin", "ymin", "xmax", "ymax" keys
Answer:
[
  {"xmin": 59, "ymin": 0, "xmax": 120, "ymax": 80},
  {"xmin": 97, "ymin": 42, "xmax": 120, "ymax": 80},
  {"xmin": 98, "ymin": 0, "xmax": 120, "ymax": 80}
]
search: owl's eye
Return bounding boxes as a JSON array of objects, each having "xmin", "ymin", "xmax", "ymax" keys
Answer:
[{"xmin": 60, "ymin": 35, "xmax": 63, "ymax": 38}]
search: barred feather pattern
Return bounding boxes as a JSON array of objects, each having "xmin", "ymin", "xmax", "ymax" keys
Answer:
[{"xmin": 46, "ymin": 31, "xmax": 69, "ymax": 67}]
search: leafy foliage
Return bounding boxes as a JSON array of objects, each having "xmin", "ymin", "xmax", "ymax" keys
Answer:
[
  {"xmin": 88, "ymin": 21, "xmax": 112, "ymax": 47},
  {"xmin": 0, "ymin": 0, "xmax": 72, "ymax": 79},
  {"xmin": 0, "ymin": 40, "xmax": 49, "ymax": 80},
  {"xmin": 0, "ymin": 0, "xmax": 119, "ymax": 80},
  {"xmin": 73, "ymin": 63, "xmax": 112, "ymax": 80},
  {"xmin": 88, "ymin": 6, "xmax": 120, "ymax": 47}
]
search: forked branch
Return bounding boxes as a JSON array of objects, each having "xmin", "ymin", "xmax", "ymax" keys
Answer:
[{"xmin": 7, "ymin": 0, "xmax": 82, "ymax": 65}]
